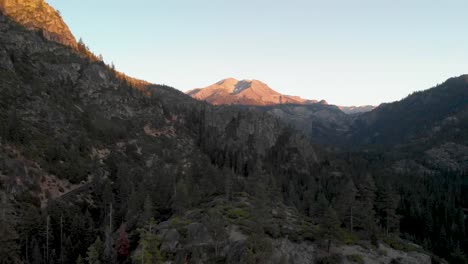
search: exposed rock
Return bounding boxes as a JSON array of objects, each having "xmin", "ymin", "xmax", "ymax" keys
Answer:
[
  {"xmin": 425, "ymin": 142, "xmax": 468, "ymax": 172},
  {"xmin": 0, "ymin": 0, "xmax": 77, "ymax": 48},
  {"xmin": 187, "ymin": 78, "xmax": 313, "ymax": 106},
  {"xmin": 337, "ymin": 243, "xmax": 431, "ymax": 264},
  {"xmin": 228, "ymin": 225, "xmax": 247, "ymax": 242},
  {"xmin": 271, "ymin": 239, "xmax": 315, "ymax": 264},
  {"xmin": 160, "ymin": 228, "xmax": 181, "ymax": 253},
  {"xmin": 186, "ymin": 223, "xmax": 213, "ymax": 246}
]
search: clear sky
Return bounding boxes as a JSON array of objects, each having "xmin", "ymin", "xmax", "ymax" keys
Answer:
[{"xmin": 48, "ymin": 0, "xmax": 468, "ymax": 106}]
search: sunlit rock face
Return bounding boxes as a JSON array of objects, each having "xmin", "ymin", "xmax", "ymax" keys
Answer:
[
  {"xmin": 187, "ymin": 78, "xmax": 313, "ymax": 106},
  {"xmin": 0, "ymin": 0, "xmax": 77, "ymax": 49}
]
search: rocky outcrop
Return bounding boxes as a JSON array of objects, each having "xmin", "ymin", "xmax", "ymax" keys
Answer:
[
  {"xmin": 0, "ymin": 0, "xmax": 77, "ymax": 48},
  {"xmin": 155, "ymin": 217, "xmax": 433, "ymax": 264}
]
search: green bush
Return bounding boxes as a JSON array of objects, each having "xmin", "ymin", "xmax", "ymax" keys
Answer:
[
  {"xmin": 346, "ymin": 254, "xmax": 364, "ymax": 264},
  {"xmin": 339, "ymin": 229, "xmax": 358, "ymax": 245},
  {"xmin": 316, "ymin": 254, "xmax": 342, "ymax": 264},
  {"xmin": 383, "ymin": 235, "xmax": 420, "ymax": 253},
  {"xmin": 226, "ymin": 208, "xmax": 250, "ymax": 219}
]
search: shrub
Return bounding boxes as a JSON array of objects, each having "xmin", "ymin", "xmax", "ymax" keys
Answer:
[
  {"xmin": 377, "ymin": 249, "xmax": 387, "ymax": 256},
  {"xmin": 226, "ymin": 208, "xmax": 249, "ymax": 219},
  {"xmin": 346, "ymin": 254, "xmax": 364, "ymax": 264},
  {"xmin": 339, "ymin": 229, "xmax": 358, "ymax": 245},
  {"xmin": 383, "ymin": 235, "xmax": 420, "ymax": 253},
  {"xmin": 316, "ymin": 254, "xmax": 342, "ymax": 264}
]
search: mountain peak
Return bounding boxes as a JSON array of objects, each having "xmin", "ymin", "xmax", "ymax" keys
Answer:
[
  {"xmin": 216, "ymin": 77, "xmax": 238, "ymax": 85},
  {"xmin": 188, "ymin": 78, "xmax": 375, "ymax": 113},
  {"xmin": 188, "ymin": 78, "xmax": 309, "ymax": 106},
  {"xmin": 0, "ymin": 0, "xmax": 77, "ymax": 48}
]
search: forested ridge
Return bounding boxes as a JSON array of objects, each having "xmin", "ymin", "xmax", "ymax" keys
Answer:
[{"xmin": 0, "ymin": 3, "xmax": 467, "ymax": 264}]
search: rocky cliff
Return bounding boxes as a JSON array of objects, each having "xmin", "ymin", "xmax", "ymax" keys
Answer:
[{"xmin": 0, "ymin": 0, "xmax": 77, "ymax": 48}]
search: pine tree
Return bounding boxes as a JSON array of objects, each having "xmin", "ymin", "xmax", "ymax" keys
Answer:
[
  {"xmin": 133, "ymin": 219, "xmax": 162, "ymax": 264},
  {"xmin": 83, "ymin": 210, "xmax": 95, "ymax": 248},
  {"xmin": 354, "ymin": 174, "xmax": 377, "ymax": 235},
  {"xmin": 0, "ymin": 192, "xmax": 19, "ymax": 262},
  {"xmin": 223, "ymin": 167, "xmax": 234, "ymax": 202},
  {"xmin": 204, "ymin": 209, "xmax": 227, "ymax": 257},
  {"xmin": 116, "ymin": 224, "xmax": 130, "ymax": 263},
  {"xmin": 86, "ymin": 237, "xmax": 104, "ymax": 264},
  {"xmin": 76, "ymin": 254, "xmax": 85, "ymax": 264},
  {"xmin": 458, "ymin": 208, "xmax": 465, "ymax": 240},
  {"xmin": 126, "ymin": 189, "xmax": 141, "ymax": 225},
  {"xmin": 312, "ymin": 192, "xmax": 329, "ymax": 218},
  {"xmin": 322, "ymin": 207, "xmax": 340, "ymax": 254},
  {"xmin": 334, "ymin": 180, "xmax": 357, "ymax": 231},
  {"xmin": 50, "ymin": 249, "xmax": 57, "ymax": 264},
  {"xmin": 31, "ymin": 239, "xmax": 42, "ymax": 264},
  {"xmin": 172, "ymin": 179, "xmax": 189, "ymax": 213},
  {"xmin": 141, "ymin": 195, "xmax": 154, "ymax": 226},
  {"xmin": 63, "ymin": 236, "xmax": 73, "ymax": 264},
  {"xmin": 450, "ymin": 244, "xmax": 467, "ymax": 264},
  {"xmin": 376, "ymin": 185, "xmax": 399, "ymax": 235},
  {"xmin": 103, "ymin": 228, "xmax": 114, "ymax": 264},
  {"xmin": 4, "ymin": 110, "xmax": 26, "ymax": 143}
]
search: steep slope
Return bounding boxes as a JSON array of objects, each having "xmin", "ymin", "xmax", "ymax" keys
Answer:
[
  {"xmin": 244, "ymin": 77, "xmax": 468, "ymax": 148},
  {"xmin": 0, "ymin": 10, "xmax": 334, "ymax": 263},
  {"xmin": 0, "ymin": 8, "xmax": 438, "ymax": 264},
  {"xmin": 350, "ymin": 75, "xmax": 468, "ymax": 147},
  {"xmin": 188, "ymin": 78, "xmax": 310, "ymax": 105},
  {"xmin": 240, "ymin": 103, "xmax": 352, "ymax": 146},
  {"xmin": 187, "ymin": 79, "xmax": 378, "ymax": 147},
  {"xmin": 0, "ymin": 2, "xmax": 460, "ymax": 263},
  {"xmin": 0, "ymin": 0, "xmax": 77, "ymax": 48}
]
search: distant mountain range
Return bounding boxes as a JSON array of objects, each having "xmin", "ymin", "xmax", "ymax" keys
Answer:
[
  {"xmin": 187, "ymin": 78, "xmax": 375, "ymax": 114},
  {"xmin": 188, "ymin": 77, "xmax": 468, "ymax": 148}
]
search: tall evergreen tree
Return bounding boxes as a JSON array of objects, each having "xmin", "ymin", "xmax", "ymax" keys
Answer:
[
  {"xmin": 204, "ymin": 210, "xmax": 227, "ymax": 257},
  {"xmin": 322, "ymin": 207, "xmax": 341, "ymax": 254},
  {"xmin": 172, "ymin": 179, "xmax": 189, "ymax": 213},
  {"xmin": 133, "ymin": 219, "xmax": 162, "ymax": 264},
  {"xmin": 141, "ymin": 195, "xmax": 154, "ymax": 226},
  {"xmin": 103, "ymin": 228, "xmax": 114, "ymax": 264},
  {"xmin": 376, "ymin": 185, "xmax": 399, "ymax": 234},
  {"xmin": 76, "ymin": 255, "xmax": 84, "ymax": 264},
  {"xmin": 116, "ymin": 224, "xmax": 130, "ymax": 263},
  {"xmin": 86, "ymin": 237, "xmax": 104, "ymax": 264},
  {"xmin": 0, "ymin": 192, "xmax": 19, "ymax": 263}
]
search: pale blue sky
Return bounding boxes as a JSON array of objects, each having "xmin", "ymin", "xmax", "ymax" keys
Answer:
[{"xmin": 48, "ymin": 0, "xmax": 468, "ymax": 106}]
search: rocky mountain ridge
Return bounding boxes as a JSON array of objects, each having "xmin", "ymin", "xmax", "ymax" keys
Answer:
[
  {"xmin": 188, "ymin": 78, "xmax": 375, "ymax": 114},
  {"xmin": 187, "ymin": 78, "xmax": 314, "ymax": 106},
  {"xmin": 0, "ymin": 0, "xmax": 77, "ymax": 48}
]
